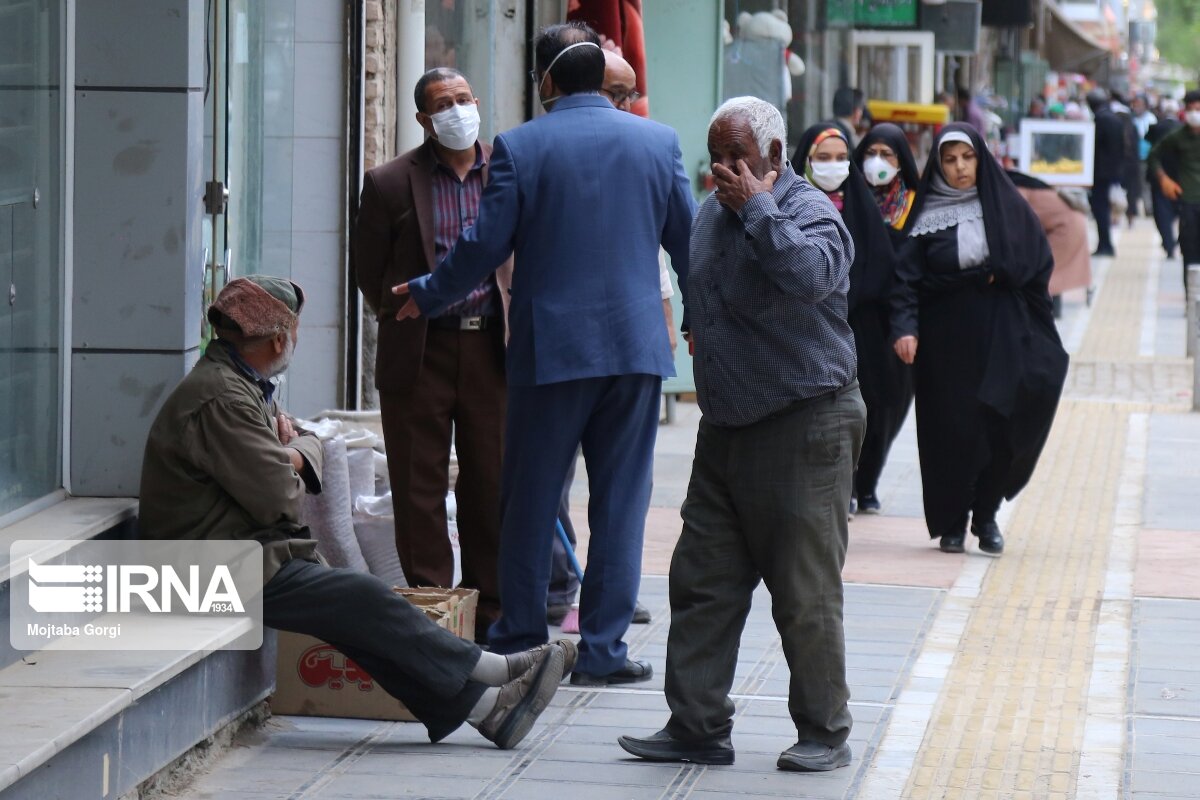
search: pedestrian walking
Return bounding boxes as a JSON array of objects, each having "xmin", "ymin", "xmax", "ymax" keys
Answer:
[
  {"xmin": 1146, "ymin": 98, "xmax": 1182, "ymax": 259},
  {"xmin": 1148, "ymin": 90, "xmax": 1200, "ymax": 293},
  {"xmin": 1087, "ymin": 88, "xmax": 1125, "ymax": 257},
  {"xmin": 619, "ymin": 97, "xmax": 865, "ymax": 773},
  {"xmin": 393, "ymin": 21, "xmax": 695, "ymax": 686},
  {"xmin": 791, "ymin": 123, "xmax": 910, "ymax": 518},
  {"xmin": 891, "ymin": 124, "xmax": 1068, "ymax": 556}
]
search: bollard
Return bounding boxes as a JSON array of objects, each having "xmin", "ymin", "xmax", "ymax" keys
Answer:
[
  {"xmin": 1194, "ymin": 296, "xmax": 1200, "ymax": 412},
  {"xmin": 1188, "ymin": 267, "xmax": 1200, "ymax": 358}
]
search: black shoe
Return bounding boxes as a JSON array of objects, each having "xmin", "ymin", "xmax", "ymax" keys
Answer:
[
  {"xmin": 632, "ymin": 601, "xmax": 651, "ymax": 624},
  {"xmin": 857, "ymin": 494, "xmax": 881, "ymax": 514},
  {"xmin": 777, "ymin": 741, "xmax": 851, "ymax": 772},
  {"xmin": 939, "ymin": 532, "xmax": 966, "ymax": 554},
  {"xmin": 618, "ymin": 729, "xmax": 734, "ymax": 765},
  {"xmin": 971, "ymin": 520, "xmax": 1005, "ymax": 555},
  {"xmin": 546, "ymin": 603, "xmax": 571, "ymax": 626},
  {"xmin": 569, "ymin": 658, "xmax": 653, "ymax": 686},
  {"xmin": 1092, "ymin": 247, "xmax": 1115, "ymax": 257}
]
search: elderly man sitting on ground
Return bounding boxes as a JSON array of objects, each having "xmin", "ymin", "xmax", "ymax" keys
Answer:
[{"xmin": 139, "ymin": 275, "xmax": 572, "ymax": 749}]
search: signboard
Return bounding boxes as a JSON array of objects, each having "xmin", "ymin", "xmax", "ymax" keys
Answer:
[
  {"xmin": 1017, "ymin": 119, "xmax": 1096, "ymax": 187},
  {"xmin": 921, "ymin": 0, "xmax": 982, "ymax": 55},
  {"xmin": 828, "ymin": 0, "xmax": 917, "ymax": 28}
]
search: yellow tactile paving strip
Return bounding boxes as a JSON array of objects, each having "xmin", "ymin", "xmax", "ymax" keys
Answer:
[{"xmin": 902, "ymin": 229, "xmax": 1165, "ymax": 799}]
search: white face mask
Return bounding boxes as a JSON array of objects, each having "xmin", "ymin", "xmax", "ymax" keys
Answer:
[
  {"xmin": 430, "ymin": 103, "xmax": 480, "ymax": 151},
  {"xmin": 862, "ymin": 155, "xmax": 899, "ymax": 187},
  {"xmin": 810, "ymin": 160, "xmax": 850, "ymax": 192},
  {"xmin": 1186, "ymin": 109, "xmax": 1200, "ymax": 128}
]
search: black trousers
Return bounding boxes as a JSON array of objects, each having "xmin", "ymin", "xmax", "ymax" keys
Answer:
[
  {"xmin": 1151, "ymin": 183, "xmax": 1179, "ymax": 257},
  {"xmin": 664, "ymin": 384, "xmax": 866, "ymax": 747},
  {"xmin": 1090, "ymin": 179, "xmax": 1115, "ymax": 252},
  {"xmin": 264, "ymin": 559, "xmax": 486, "ymax": 742},
  {"xmin": 1181, "ymin": 202, "xmax": 1200, "ymax": 272}
]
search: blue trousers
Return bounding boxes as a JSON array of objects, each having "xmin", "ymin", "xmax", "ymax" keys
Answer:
[{"xmin": 488, "ymin": 374, "xmax": 661, "ymax": 676}]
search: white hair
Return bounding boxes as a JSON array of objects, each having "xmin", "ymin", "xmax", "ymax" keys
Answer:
[{"xmin": 710, "ymin": 96, "xmax": 786, "ymax": 158}]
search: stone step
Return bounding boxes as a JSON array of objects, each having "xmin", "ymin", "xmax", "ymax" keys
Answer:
[{"xmin": 0, "ymin": 614, "xmax": 273, "ymax": 799}]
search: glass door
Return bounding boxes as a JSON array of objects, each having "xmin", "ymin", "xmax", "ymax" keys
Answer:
[{"xmin": 0, "ymin": 0, "xmax": 63, "ymax": 518}]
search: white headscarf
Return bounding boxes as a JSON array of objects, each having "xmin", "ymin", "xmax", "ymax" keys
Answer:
[{"xmin": 909, "ymin": 131, "xmax": 989, "ymax": 269}]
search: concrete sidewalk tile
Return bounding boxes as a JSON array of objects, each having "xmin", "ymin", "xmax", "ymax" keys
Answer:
[
  {"xmin": 521, "ymin": 758, "xmax": 684, "ymax": 786},
  {"xmin": 502, "ymin": 780, "xmax": 666, "ymax": 800},
  {"xmin": 313, "ymin": 772, "xmax": 489, "ymax": 799},
  {"xmin": 1135, "ymin": 531, "xmax": 1200, "ymax": 599}
]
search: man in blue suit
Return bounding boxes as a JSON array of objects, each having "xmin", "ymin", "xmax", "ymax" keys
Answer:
[{"xmin": 393, "ymin": 21, "xmax": 694, "ymax": 685}]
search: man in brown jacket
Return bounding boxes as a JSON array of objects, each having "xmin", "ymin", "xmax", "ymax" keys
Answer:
[
  {"xmin": 354, "ymin": 68, "xmax": 512, "ymax": 643},
  {"xmin": 139, "ymin": 276, "xmax": 570, "ymax": 750}
]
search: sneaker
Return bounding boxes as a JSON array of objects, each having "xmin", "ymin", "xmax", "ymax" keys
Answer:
[
  {"xmin": 478, "ymin": 645, "xmax": 565, "ymax": 749},
  {"xmin": 857, "ymin": 494, "xmax": 882, "ymax": 514}
]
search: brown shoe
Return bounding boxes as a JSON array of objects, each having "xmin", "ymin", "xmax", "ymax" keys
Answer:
[
  {"xmin": 479, "ymin": 645, "xmax": 565, "ymax": 749},
  {"xmin": 504, "ymin": 639, "xmax": 578, "ymax": 681}
]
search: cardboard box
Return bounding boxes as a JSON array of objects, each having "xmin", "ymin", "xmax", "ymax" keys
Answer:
[{"xmin": 270, "ymin": 587, "xmax": 478, "ymax": 722}]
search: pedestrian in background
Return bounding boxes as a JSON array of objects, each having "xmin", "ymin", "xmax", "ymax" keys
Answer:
[
  {"xmin": 1146, "ymin": 98, "xmax": 1182, "ymax": 259},
  {"xmin": 354, "ymin": 68, "xmax": 509, "ymax": 643},
  {"xmin": 792, "ymin": 123, "xmax": 911, "ymax": 518},
  {"xmin": 1148, "ymin": 89, "xmax": 1200, "ymax": 295},
  {"xmin": 1087, "ymin": 88, "xmax": 1125, "ymax": 257},
  {"xmin": 393, "ymin": 21, "xmax": 694, "ymax": 687},
  {"xmin": 619, "ymin": 97, "xmax": 865, "ymax": 773},
  {"xmin": 891, "ymin": 124, "xmax": 1068, "ymax": 556}
]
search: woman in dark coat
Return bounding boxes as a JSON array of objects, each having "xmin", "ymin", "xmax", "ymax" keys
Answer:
[
  {"xmin": 891, "ymin": 123, "xmax": 1068, "ymax": 555},
  {"xmin": 793, "ymin": 123, "xmax": 908, "ymax": 516}
]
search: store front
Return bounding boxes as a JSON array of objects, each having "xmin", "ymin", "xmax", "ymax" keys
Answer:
[{"xmin": 0, "ymin": 0, "xmax": 64, "ymax": 520}]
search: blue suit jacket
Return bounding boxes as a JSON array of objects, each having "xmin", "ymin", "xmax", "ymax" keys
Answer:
[{"xmin": 407, "ymin": 94, "xmax": 696, "ymax": 387}]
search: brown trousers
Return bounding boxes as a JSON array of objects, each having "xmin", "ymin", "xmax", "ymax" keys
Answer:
[{"xmin": 379, "ymin": 324, "xmax": 505, "ymax": 641}]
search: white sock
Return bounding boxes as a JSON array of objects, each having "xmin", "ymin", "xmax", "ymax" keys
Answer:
[
  {"xmin": 467, "ymin": 687, "xmax": 500, "ymax": 727},
  {"xmin": 469, "ymin": 651, "xmax": 510, "ymax": 686}
]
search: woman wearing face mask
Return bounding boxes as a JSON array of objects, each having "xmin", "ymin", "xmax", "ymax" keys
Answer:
[
  {"xmin": 891, "ymin": 124, "xmax": 1068, "ymax": 556},
  {"xmin": 855, "ymin": 123, "xmax": 921, "ymax": 244},
  {"xmin": 794, "ymin": 124, "xmax": 907, "ymax": 518}
]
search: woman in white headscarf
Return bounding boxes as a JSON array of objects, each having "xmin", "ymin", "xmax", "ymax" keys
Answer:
[{"xmin": 891, "ymin": 124, "xmax": 1068, "ymax": 556}]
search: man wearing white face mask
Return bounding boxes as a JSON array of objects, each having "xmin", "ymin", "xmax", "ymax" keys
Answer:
[{"xmin": 354, "ymin": 68, "xmax": 514, "ymax": 644}]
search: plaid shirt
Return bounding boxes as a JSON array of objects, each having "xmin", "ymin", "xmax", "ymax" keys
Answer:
[
  {"xmin": 688, "ymin": 166, "xmax": 857, "ymax": 427},
  {"xmin": 431, "ymin": 144, "xmax": 497, "ymax": 318}
]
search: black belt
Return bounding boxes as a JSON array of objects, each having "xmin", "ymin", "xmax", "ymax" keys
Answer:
[{"xmin": 427, "ymin": 315, "xmax": 498, "ymax": 331}]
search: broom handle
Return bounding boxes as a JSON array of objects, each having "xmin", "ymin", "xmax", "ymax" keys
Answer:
[{"xmin": 556, "ymin": 519, "xmax": 585, "ymax": 583}]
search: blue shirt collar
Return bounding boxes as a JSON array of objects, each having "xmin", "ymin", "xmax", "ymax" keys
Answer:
[{"xmin": 216, "ymin": 339, "xmax": 276, "ymax": 405}]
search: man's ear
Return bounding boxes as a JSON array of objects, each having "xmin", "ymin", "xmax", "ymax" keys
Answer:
[
  {"xmin": 273, "ymin": 331, "xmax": 287, "ymax": 355},
  {"xmin": 769, "ymin": 139, "xmax": 784, "ymax": 170}
]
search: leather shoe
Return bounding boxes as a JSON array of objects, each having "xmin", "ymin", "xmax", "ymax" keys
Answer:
[
  {"xmin": 618, "ymin": 729, "xmax": 734, "ymax": 765},
  {"xmin": 546, "ymin": 604, "xmax": 571, "ymax": 626},
  {"xmin": 857, "ymin": 494, "xmax": 882, "ymax": 514},
  {"xmin": 504, "ymin": 639, "xmax": 578, "ymax": 681},
  {"xmin": 777, "ymin": 741, "xmax": 851, "ymax": 772},
  {"xmin": 569, "ymin": 658, "xmax": 652, "ymax": 686},
  {"xmin": 972, "ymin": 520, "xmax": 1005, "ymax": 555},
  {"xmin": 939, "ymin": 532, "xmax": 966, "ymax": 553},
  {"xmin": 632, "ymin": 601, "xmax": 651, "ymax": 624},
  {"xmin": 478, "ymin": 644, "xmax": 565, "ymax": 749}
]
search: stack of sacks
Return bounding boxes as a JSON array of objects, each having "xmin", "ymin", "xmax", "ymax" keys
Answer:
[{"xmin": 300, "ymin": 435, "xmax": 370, "ymax": 571}]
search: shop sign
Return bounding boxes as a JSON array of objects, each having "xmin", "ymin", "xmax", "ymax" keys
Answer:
[{"xmin": 827, "ymin": 0, "xmax": 918, "ymax": 28}]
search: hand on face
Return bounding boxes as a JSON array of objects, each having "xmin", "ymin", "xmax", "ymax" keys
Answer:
[{"xmin": 712, "ymin": 160, "xmax": 777, "ymax": 212}]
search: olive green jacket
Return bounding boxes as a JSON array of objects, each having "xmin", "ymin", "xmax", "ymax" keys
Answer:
[{"xmin": 139, "ymin": 342, "xmax": 325, "ymax": 581}]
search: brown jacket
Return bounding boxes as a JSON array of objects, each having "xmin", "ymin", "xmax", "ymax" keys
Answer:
[
  {"xmin": 139, "ymin": 342, "xmax": 325, "ymax": 581},
  {"xmin": 1016, "ymin": 186, "xmax": 1092, "ymax": 296},
  {"xmin": 354, "ymin": 139, "xmax": 514, "ymax": 395}
]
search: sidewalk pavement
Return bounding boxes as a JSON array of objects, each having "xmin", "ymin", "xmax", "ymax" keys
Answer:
[{"xmin": 182, "ymin": 221, "xmax": 1200, "ymax": 799}]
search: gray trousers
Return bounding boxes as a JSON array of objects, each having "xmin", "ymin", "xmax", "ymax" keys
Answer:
[
  {"xmin": 664, "ymin": 383, "xmax": 866, "ymax": 747},
  {"xmin": 264, "ymin": 559, "xmax": 486, "ymax": 742}
]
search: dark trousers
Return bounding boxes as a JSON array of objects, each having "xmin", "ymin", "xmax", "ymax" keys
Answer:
[
  {"xmin": 548, "ymin": 455, "xmax": 581, "ymax": 609},
  {"xmin": 1090, "ymin": 179, "xmax": 1115, "ymax": 252},
  {"xmin": 489, "ymin": 374, "xmax": 661, "ymax": 676},
  {"xmin": 380, "ymin": 325, "xmax": 505, "ymax": 640},
  {"xmin": 1181, "ymin": 202, "xmax": 1200, "ymax": 271},
  {"xmin": 664, "ymin": 384, "xmax": 866, "ymax": 746},
  {"xmin": 264, "ymin": 559, "xmax": 485, "ymax": 742},
  {"xmin": 1151, "ymin": 183, "xmax": 1179, "ymax": 257}
]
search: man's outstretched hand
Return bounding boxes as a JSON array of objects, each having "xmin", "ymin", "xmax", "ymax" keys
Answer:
[
  {"xmin": 391, "ymin": 282, "xmax": 422, "ymax": 321},
  {"xmin": 712, "ymin": 160, "xmax": 777, "ymax": 213}
]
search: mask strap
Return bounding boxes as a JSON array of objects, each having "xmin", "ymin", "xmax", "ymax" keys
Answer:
[{"xmin": 538, "ymin": 41, "xmax": 602, "ymax": 102}]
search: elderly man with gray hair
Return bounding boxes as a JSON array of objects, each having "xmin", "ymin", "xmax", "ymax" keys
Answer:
[{"xmin": 618, "ymin": 97, "xmax": 865, "ymax": 772}]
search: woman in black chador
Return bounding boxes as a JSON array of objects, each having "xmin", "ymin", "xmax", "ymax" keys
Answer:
[
  {"xmin": 891, "ymin": 123, "xmax": 1068, "ymax": 555},
  {"xmin": 793, "ymin": 124, "xmax": 909, "ymax": 519}
]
